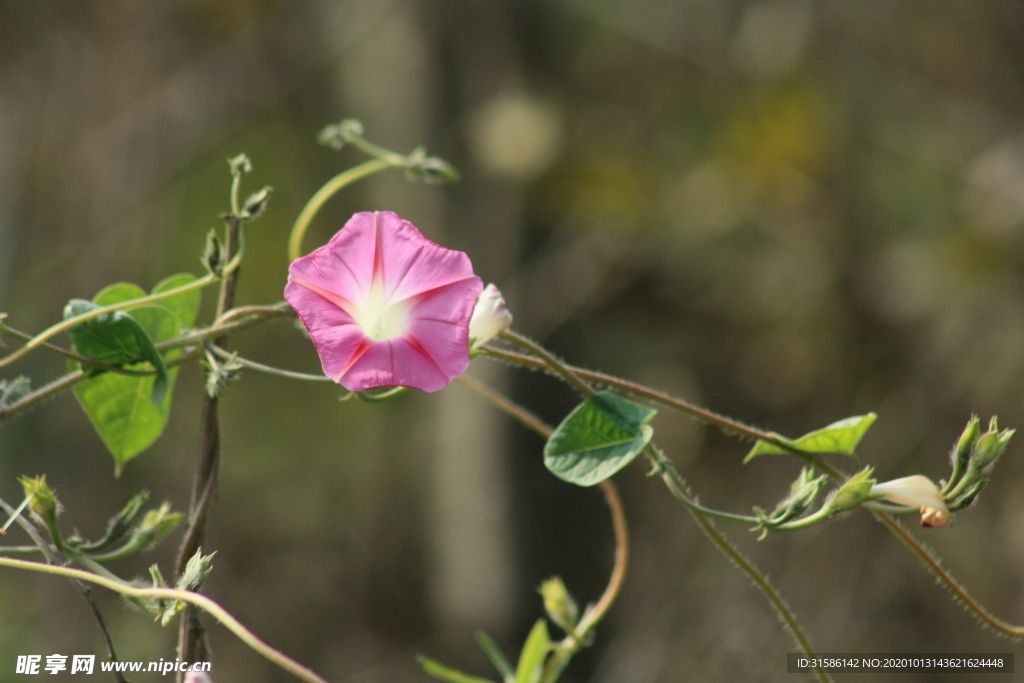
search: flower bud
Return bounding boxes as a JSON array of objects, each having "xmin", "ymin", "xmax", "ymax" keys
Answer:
[
  {"xmin": 969, "ymin": 417, "xmax": 1014, "ymax": 473},
  {"xmin": 538, "ymin": 576, "xmax": 579, "ymax": 633},
  {"xmin": 19, "ymin": 475, "xmax": 60, "ymax": 523},
  {"xmin": 135, "ymin": 502, "xmax": 183, "ymax": 547},
  {"xmin": 469, "ymin": 284, "xmax": 513, "ymax": 351},
  {"xmin": 825, "ymin": 467, "xmax": 876, "ymax": 514},
  {"xmin": 950, "ymin": 414, "xmax": 980, "ymax": 471},
  {"xmin": 183, "ymin": 672, "xmax": 213, "ymax": 683},
  {"xmin": 227, "ymin": 153, "xmax": 252, "ymax": 178}
]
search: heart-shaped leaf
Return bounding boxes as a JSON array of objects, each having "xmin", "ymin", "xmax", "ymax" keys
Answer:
[
  {"xmin": 744, "ymin": 413, "xmax": 877, "ymax": 463},
  {"xmin": 544, "ymin": 392, "xmax": 657, "ymax": 487},
  {"xmin": 70, "ymin": 274, "xmax": 201, "ymax": 475}
]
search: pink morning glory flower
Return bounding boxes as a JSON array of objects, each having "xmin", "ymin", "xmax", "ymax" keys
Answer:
[{"xmin": 285, "ymin": 211, "xmax": 483, "ymax": 393}]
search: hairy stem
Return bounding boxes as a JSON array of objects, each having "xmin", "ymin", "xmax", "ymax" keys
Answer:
[{"xmin": 874, "ymin": 511, "xmax": 1024, "ymax": 636}]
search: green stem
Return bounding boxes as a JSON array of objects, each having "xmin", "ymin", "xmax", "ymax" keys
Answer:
[
  {"xmin": 0, "ymin": 273, "xmax": 216, "ymax": 370},
  {"xmin": 288, "ymin": 158, "xmax": 393, "ymax": 262},
  {"xmin": 206, "ymin": 344, "xmax": 334, "ymax": 383},
  {"xmin": 874, "ymin": 511, "xmax": 1024, "ymax": 636},
  {"xmin": 0, "ymin": 556, "xmax": 332, "ymax": 683}
]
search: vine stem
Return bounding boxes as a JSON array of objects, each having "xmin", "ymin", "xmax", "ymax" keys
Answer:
[
  {"xmin": 481, "ymin": 346, "xmax": 845, "ymax": 480},
  {"xmin": 287, "ymin": 158, "xmax": 392, "ymax": 262},
  {"xmin": 493, "ymin": 331, "xmax": 831, "ymax": 683},
  {"xmin": 453, "ymin": 374, "xmax": 628, "ymax": 680},
  {"xmin": 873, "ymin": 511, "xmax": 1024, "ymax": 637},
  {"xmin": 0, "ymin": 556, "xmax": 331, "ymax": 683}
]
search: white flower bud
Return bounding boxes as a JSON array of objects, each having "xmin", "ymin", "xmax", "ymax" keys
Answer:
[
  {"xmin": 469, "ymin": 284, "xmax": 513, "ymax": 350},
  {"xmin": 870, "ymin": 475, "xmax": 950, "ymax": 528},
  {"xmin": 184, "ymin": 672, "xmax": 213, "ymax": 683}
]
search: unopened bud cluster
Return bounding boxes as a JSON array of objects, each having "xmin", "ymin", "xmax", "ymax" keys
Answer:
[{"xmin": 942, "ymin": 415, "xmax": 1013, "ymax": 512}]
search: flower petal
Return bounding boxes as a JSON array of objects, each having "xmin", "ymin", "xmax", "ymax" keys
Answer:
[
  {"xmin": 285, "ymin": 282, "xmax": 367, "ymax": 381},
  {"xmin": 341, "ymin": 338, "xmax": 450, "ymax": 392},
  {"xmin": 374, "ymin": 211, "xmax": 479, "ymax": 301},
  {"xmin": 288, "ymin": 212, "xmax": 379, "ymax": 309},
  {"xmin": 870, "ymin": 475, "xmax": 945, "ymax": 511}
]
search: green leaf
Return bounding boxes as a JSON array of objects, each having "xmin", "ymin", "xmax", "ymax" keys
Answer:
[
  {"xmin": 418, "ymin": 656, "xmax": 497, "ymax": 683},
  {"xmin": 744, "ymin": 413, "xmax": 877, "ymax": 463},
  {"xmin": 64, "ymin": 299, "xmax": 168, "ymax": 404},
  {"xmin": 544, "ymin": 392, "xmax": 657, "ymax": 487},
  {"xmin": 475, "ymin": 631, "xmax": 515, "ymax": 683},
  {"xmin": 514, "ymin": 620, "xmax": 551, "ymax": 683},
  {"xmin": 71, "ymin": 275, "xmax": 202, "ymax": 475}
]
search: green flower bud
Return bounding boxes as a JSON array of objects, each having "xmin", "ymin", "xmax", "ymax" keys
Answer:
[
  {"xmin": 240, "ymin": 185, "xmax": 273, "ymax": 220},
  {"xmin": 177, "ymin": 548, "xmax": 216, "ymax": 592},
  {"xmin": 969, "ymin": 417, "xmax": 1014, "ymax": 473},
  {"xmin": 19, "ymin": 475, "xmax": 60, "ymax": 523},
  {"xmin": 825, "ymin": 467, "xmax": 877, "ymax": 514},
  {"xmin": 201, "ymin": 229, "xmax": 225, "ymax": 276},
  {"xmin": 136, "ymin": 502, "xmax": 183, "ymax": 546},
  {"xmin": 951, "ymin": 414, "xmax": 980, "ymax": 471},
  {"xmin": 538, "ymin": 576, "xmax": 579, "ymax": 633}
]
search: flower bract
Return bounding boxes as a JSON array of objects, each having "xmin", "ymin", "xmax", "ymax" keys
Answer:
[{"xmin": 285, "ymin": 211, "xmax": 483, "ymax": 392}]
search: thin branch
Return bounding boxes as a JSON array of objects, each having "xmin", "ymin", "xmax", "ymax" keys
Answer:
[
  {"xmin": 0, "ymin": 556, "xmax": 331, "ymax": 683},
  {"xmin": 206, "ymin": 344, "xmax": 333, "ymax": 383},
  {"xmin": 0, "ymin": 348, "xmax": 203, "ymax": 425},
  {"xmin": 2, "ymin": 326, "xmax": 152, "ymax": 375}
]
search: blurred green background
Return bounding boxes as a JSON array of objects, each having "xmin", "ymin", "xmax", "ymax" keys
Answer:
[{"xmin": 1, "ymin": 1, "xmax": 1022, "ymax": 681}]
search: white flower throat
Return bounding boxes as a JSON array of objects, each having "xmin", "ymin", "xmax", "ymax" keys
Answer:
[{"xmin": 354, "ymin": 277, "xmax": 411, "ymax": 341}]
